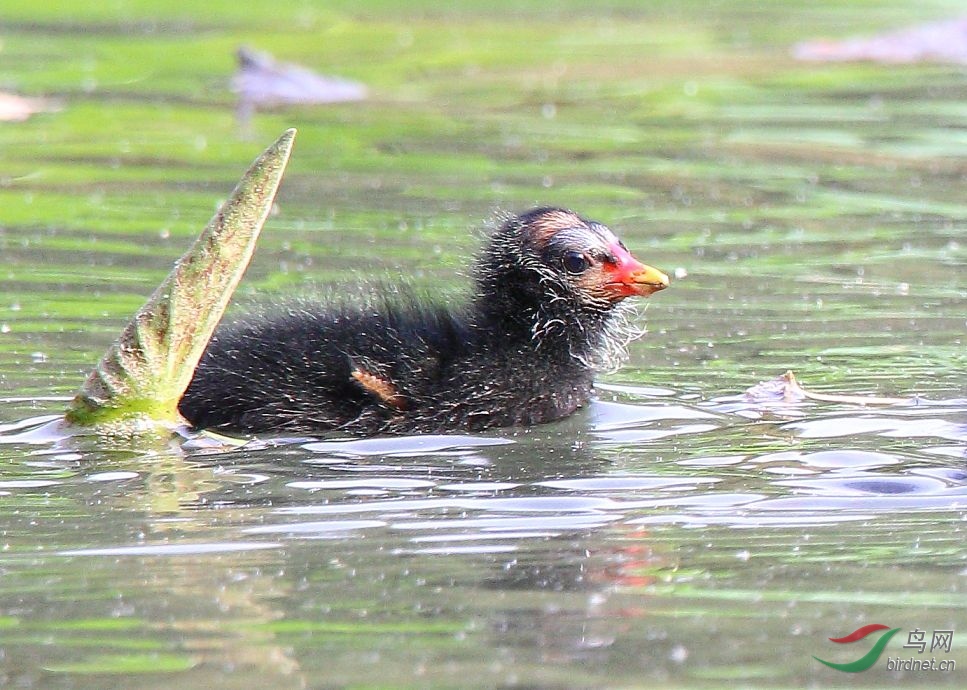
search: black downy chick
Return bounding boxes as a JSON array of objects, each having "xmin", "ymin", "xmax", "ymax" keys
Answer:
[{"xmin": 178, "ymin": 208, "xmax": 669, "ymax": 435}]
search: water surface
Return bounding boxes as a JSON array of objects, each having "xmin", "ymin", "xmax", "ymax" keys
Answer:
[{"xmin": 0, "ymin": 1, "xmax": 965, "ymax": 687}]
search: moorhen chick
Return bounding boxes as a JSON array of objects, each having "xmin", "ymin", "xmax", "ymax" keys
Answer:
[{"xmin": 178, "ymin": 207, "xmax": 669, "ymax": 435}]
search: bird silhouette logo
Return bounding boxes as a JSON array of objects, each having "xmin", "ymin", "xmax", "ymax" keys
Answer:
[{"xmin": 814, "ymin": 623, "xmax": 901, "ymax": 672}]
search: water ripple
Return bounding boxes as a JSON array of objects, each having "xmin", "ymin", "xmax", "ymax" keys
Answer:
[
  {"xmin": 538, "ymin": 476, "xmax": 719, "ymax": 491},
  {"xmin": 785, "ymin": 415, "xmax": 967, "ymax": 441},
  {"xmin": 747, "ymin": 449, "xmax": 900, "ymax": 470},
  {"xmin": 288, "ymin": 478, "xmax": 437, "ymax": 490},
  {"xmin": 58, "ymin": 542, "xmax": 282, "ymax": 557},
  {"xmin": 244, "ymin": 520, "xmax": 386, "ymax": 535},
  {"xmin": 303, "ymin": 434, "xmax": 512, "ymax": 458}
]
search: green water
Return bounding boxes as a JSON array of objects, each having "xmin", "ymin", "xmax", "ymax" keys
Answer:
[{"xmin": 1, "ymin": 1, "xmax": 965, "ymax": 687}]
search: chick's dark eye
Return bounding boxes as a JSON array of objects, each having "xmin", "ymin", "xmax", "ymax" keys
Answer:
[{"xmin": 562, "ymin": 251, "xmax": 589, "ymax": 274}]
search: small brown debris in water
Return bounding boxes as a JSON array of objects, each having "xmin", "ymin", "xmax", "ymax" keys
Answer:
[
  {"xmin": 747, "ymin": 370, "xmax": 912, "ymax": 406},
  {"xmin": 0, "ymin": 92, "xmax": 60, "ymax": 122}
]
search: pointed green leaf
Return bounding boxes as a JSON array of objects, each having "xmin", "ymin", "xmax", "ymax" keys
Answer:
[{"xmin": 65, "ymin": 128, "xmax": 297, "ymax": 429}]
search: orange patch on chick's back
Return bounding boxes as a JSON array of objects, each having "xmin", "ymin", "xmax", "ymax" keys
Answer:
[{"xmin": 351, "ymin": 367, "xmax": 408, "ymax": 410}]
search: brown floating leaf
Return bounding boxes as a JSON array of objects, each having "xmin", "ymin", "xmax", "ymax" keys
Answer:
[{"xmin": 66, "ymin": 128, "xmax": 297, "ymax": 429}]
